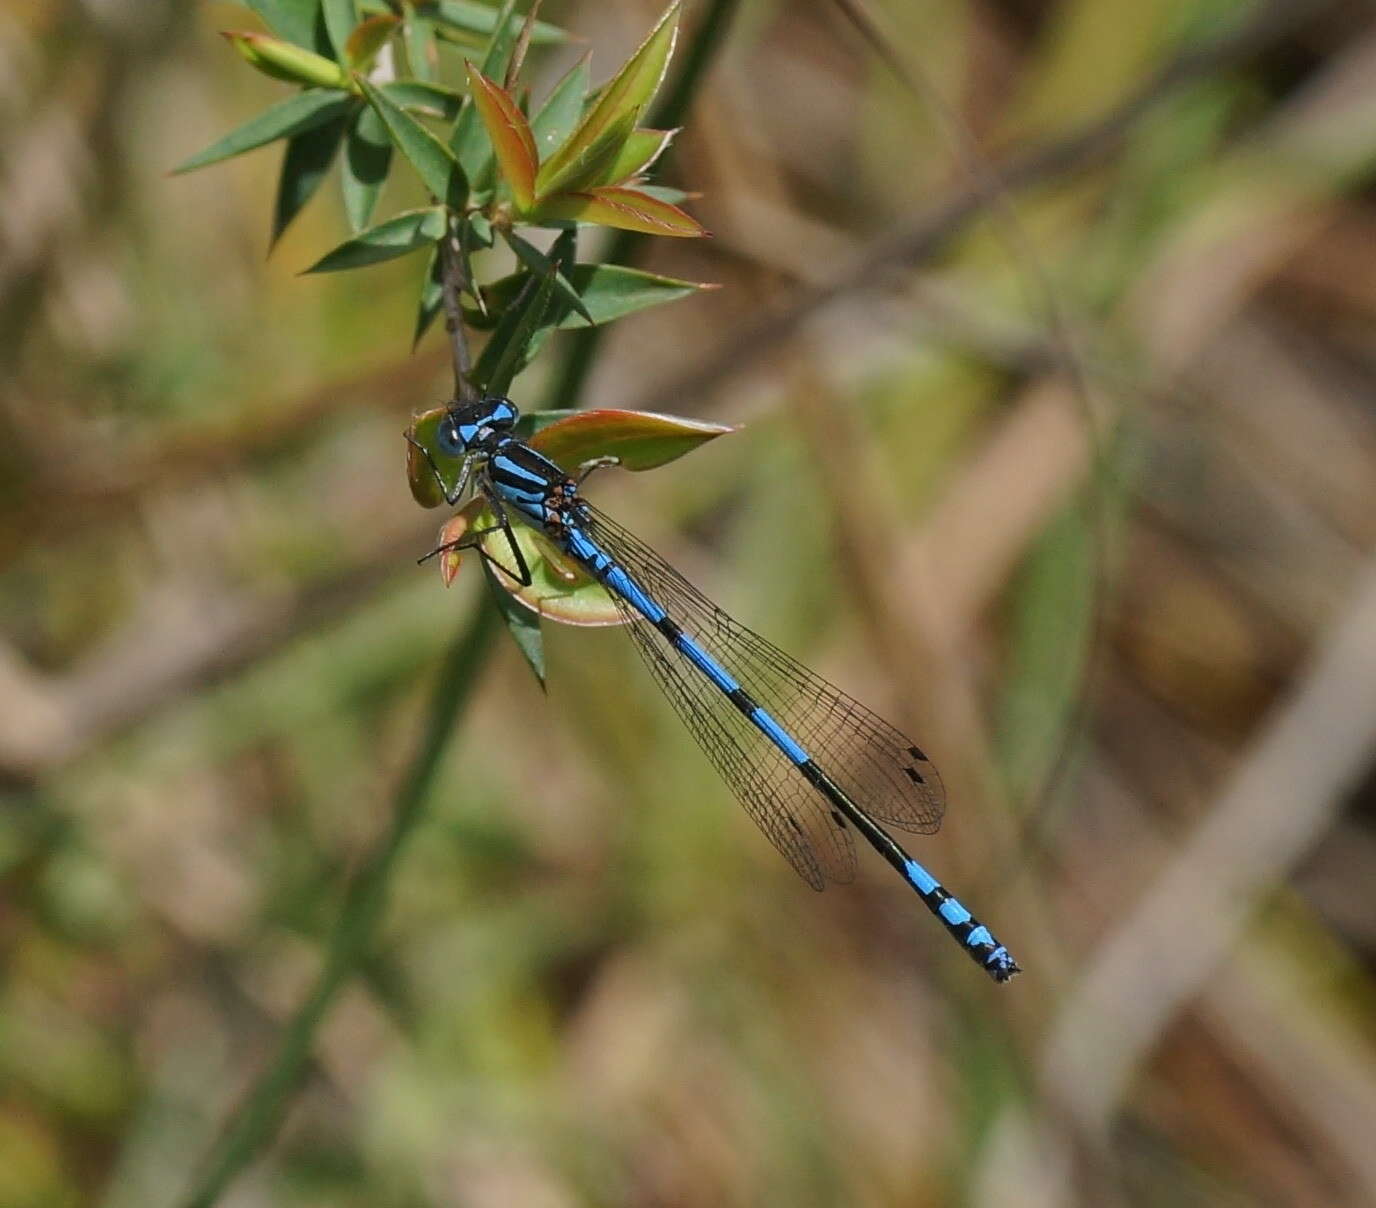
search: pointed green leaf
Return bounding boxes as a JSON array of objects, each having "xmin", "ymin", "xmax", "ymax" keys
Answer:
[
  {"xmin": 321, "ymin": 0, "xmax": 357, "ymax": 55},
  {"xmin": 304, "ymin": 206, "xmax": 447, "ymax": 271},
  {"xmin": 468, "ymin": 211, "xmax": 494, "ymax": 246},
  {"xmin": 222, "ymin": 30, "xmax": 352, "ymax": 89},
  {"xmin": 465, "ymin": 65, "xmax": 537, "ymax": 210},
  {"xmin": 345, "ymin": 13, "xmax": 398, "ymax": 68},
  {"xmin": 533, "ymin": 185, "xmax": 706, "ymax": 237},
  {"xmin": 535, "ymin": 105, "xmax": 638, "ymax": 199},
  {"xmin": 379, "ymin": 80, "xmax": 464, "ymax": 120},
  {"xmin": 484, "ymin": 559, "xmax": 547, "ymax": 685},
  {"xmin": 474, "ymin": 269, "xmax": 557, "ymax": 395},
  {"xmin": 245, "ymin": 0, "xmax": 331, "ymax": 53},
  {"xmin": 401, "ymin": 11, "xmax": 438, "ymax": 81},
  {"xmin": 412, "ymin": 242, "xmax": 446, "ymax": 349},
  {"xmin": 527, "ymin": 408, "xmax": 735, "ymax": 472},
  {"xmin": 407, "ymin": 406, "xmax": 457, "ymax": 506},
  {"xmin": 458, "ymin": 213, "xmax": 486, "ymax": 308},
  {"xmin": 473, "ymin": 263, "xmax": 711, "ymax": 330},
  {"xmin": 506, "ymin": 224, "xmax": 569, "ymax": 363},
  {"xmin": 503, "ymin": 229, "xmax": 593, "ymax": 326},
  {"xmin": 603, "ymin": 127, "xmax": 675, "ymax": 185},
  {"xmin": 341, "ymin": 103, "xmax": 391, "ymax": 231},
  {"xmin": 531, "ymin": 53, "xmax": 589, "ymax": 162},
  {"xmin": 536, "ymin": 1, "xmax": 678, "ymax": 196},
  {"xmin": 567, "ymin": 263, "xmax": 711, "ymax": 326},
  {"xmin": 634, "ymin": 183, "xmax": 693, "ymax": 205},
  {"xmin": 357, "ymin": 75, "xmax": 464, "ymax": 201},
  {"xmin": 428, "ymin": 0, "xmax": 568, "ymax": 47},
  {"xmin": 448, "ymin": 0, "xmax": 518, "ymax": 186},
  {"xmin": 172, "ymin": 90, "xmax": 352, "ymax": 174},
  {"xmin": 428, "ymin": 22, "xmax": 486, "ymax": 50},
  {"xmin": 273, "ymin": 114, "xmax": 347, "ymax": 244}
]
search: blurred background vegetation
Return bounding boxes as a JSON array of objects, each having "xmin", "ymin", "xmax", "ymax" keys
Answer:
[{"xmin": 5, "ymin": 0, "xmax": 1376, "ymax": 1205}]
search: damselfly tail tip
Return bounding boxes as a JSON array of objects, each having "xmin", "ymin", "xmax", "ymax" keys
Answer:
[{"xmin": 986, "ymin": 949, "xmax": 1022, "ymax": 983}]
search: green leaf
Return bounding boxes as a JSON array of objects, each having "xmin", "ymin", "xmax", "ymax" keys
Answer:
[
  {"xmin": 558, "ymin": 263, "xmax": 711, "ymax": 326},
  {"xmin": 430, "ymin": 498, "xmax": 621, "ymax": 629},
  {"xmin": 490, "ymin": 524, "xmax": 622, "ymax": 627},
  {"xmin": 483, "ymin": 558, "xmax": 547, "ymax": 686},
  {"xmin": 634, "ymin": 183, "xmax": 692, "ymax": 205},
  {"xmin": 471, "ymin": 263, "xmax": 710, "ymax": 331},
  {"xmin": 474, "ymin": 269, "xmax": 557, "ymax": 395},
  {"xmin": 502, "ymin": 229, "xmax": 593, "ymax": 326},
  {"xmin": 401, "ymin": 11, "xmax": 438, "ymax": 81},
  {"xmin": 535, "ymin": 105, "xmax": 638, "ymax": 199},
  {"xmin": 603, "ymin": 127, "xmax": 675, "ymax": 185},
  {"xmin": 244, "ymin": 0, "xmax": 331, "ymax": 53},
  {"xmin": 532, "ymin": 185, "xmax": 706, "ymax": 238},
  {"xmin": 222, "ymin": 30, "xmax": 353, "ymax": 89},
  {"xmin": 536, "ymin": 1, "xmax": 678, "ymax": 196},
  {"xmin": 428, "ymin": 22, "xmax": 486, "ymax": 50},
  {"xmin": 457, "ymin": 213, "xmax": 486, "ymax": 309},
  {"xmin": 357, "ymin": 76, "xmax": 465, "ymax": 201},
  {"xmin": 527, "ymin": 408, "xmax": 735, "ymax": 472},
  {"xmin": 304, "ymin": 206, "xmax": 447, "ymax": 271},
  {"xmin": 412, "ymin": 243, "xmax": 445, "ymax": 349},
  {"xmin": 172, "ymin": 90, "xmax": 352, "ymax": 174},
  {"xmin": 341, "ymin": 103, "xmax": 392, "ymax": 231},
  {"xmin": 427, "ymin": 0, "xmax": 568, "ymax": 48},
  {"xmin": 273, "ymin": 114, "xmax": 347, "ymax": 244},
  {"xmin": 320, "ymin": 0, "xmax": 357, "ymax": 55},
  {"xmin": 448, "ymin": 0, "xmax": 519, "ymax": 186},
  {"xmin": 379, "ymin": 80, "xmax": 464, "ymax": 120},
  {"xmin": 345, "ymin": 13, "xmax": 398, "ymax": 69},
  {"xmin": 468, "ymin": 211, "xmax": 494, "ymax": 246},
  {"xmin": 531, "ymin": 52, "xmax": 589, "ymax": 162},
  {"xmin": 407, "ymin": 406, "xmax": 457, "ymax": 505},
  {"xmin": 465, "ymin": 65, "xmax": 538, "ymax": 210}
]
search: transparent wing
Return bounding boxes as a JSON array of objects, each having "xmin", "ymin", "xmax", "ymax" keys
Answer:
[
  {"xmin": 616, "ymin": 596, "xmax": 855, "ymax": 888},
  {"xmin": 573, "ymin": 502, "xmax": 945, "ymax": 886}
]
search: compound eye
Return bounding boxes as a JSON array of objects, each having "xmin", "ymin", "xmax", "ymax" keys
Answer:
[{"xmin": 435, "ymin": 416, "xmax": 466, "ymax": 456}]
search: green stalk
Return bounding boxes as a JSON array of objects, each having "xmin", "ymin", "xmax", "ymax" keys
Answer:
[{"xmin": 179, "ymin": 600, "xmax": 499, "ymax": 1208}]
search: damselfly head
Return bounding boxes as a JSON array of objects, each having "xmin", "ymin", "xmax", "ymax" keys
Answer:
[{"xmin": 436, "ymin": 395, "xmax": 520, "ymax": 455}]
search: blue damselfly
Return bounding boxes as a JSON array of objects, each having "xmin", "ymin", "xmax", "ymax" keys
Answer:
[{"xmin": 410, "ymin": 396, "xmax": 1020, "ymax": 982}]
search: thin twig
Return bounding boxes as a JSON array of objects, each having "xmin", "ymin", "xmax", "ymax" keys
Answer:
[{"xmin": 440, "ymin": 217, "xmax": 477, "ymax": 401}]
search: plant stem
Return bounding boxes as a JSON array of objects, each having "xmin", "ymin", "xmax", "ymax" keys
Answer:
[
  {"xmin": 441, "ymin": 217, "xmax": 477, "ymax": 401},
  {"xmin": 177, "ymin": 599, "xmax": 499, "ymax": 1208},
  {"xmin": 539, "ymin": 0, "xmax": 742, "ymax": 411}
]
